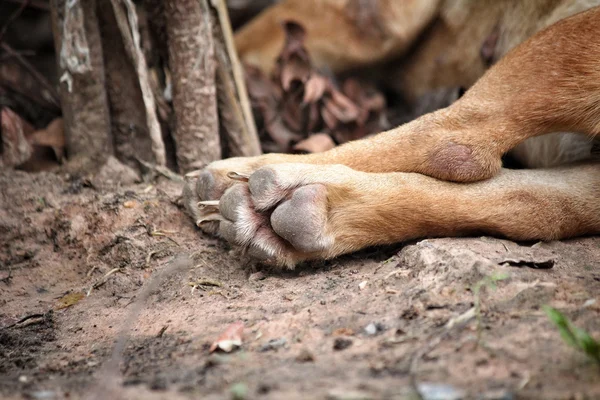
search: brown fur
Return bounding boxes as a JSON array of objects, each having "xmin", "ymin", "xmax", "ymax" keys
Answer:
[{"xmin": 183, "ymin": 2, "xmax": 600, "ymax": 267}]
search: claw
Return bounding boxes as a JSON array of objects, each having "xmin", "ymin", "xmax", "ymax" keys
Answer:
[
  {"xmin": 227, "ymin": 171, "xmax": 250, "ymax": 182},
  {"xmin": 196, "ymin": 213, "xmax": 225, "ymax": 226},
  {"xmin": 197, "ymin": 200, "xmax": 220, "ymax": 209}
]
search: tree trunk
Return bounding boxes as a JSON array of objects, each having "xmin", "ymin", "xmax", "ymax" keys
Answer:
[
  {"xmin": 50, "ymin": 0, "xmax": 112, "ymax": 173},
  {"xmin": 210, "ymin": 0, "xmax": 261, "ymax": 158},
  {"xmin": 164, "ymin": 0, "xmax": 220, "ymax": 173},
  {"xmin": 97, "ymin": 0, "xmax": 166, "ymax": 168}
]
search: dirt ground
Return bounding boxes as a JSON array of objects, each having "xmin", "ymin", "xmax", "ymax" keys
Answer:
[{"xmin": 1, "ymin": 168, "xmax": 599, "ymax": 400}]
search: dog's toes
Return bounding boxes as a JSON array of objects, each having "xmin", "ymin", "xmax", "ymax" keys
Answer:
[
  {"xmin": 182, "ymin": 157, "xmax": 266, "ymax": 235},
  {"xmin": 270, "ymin": 184, "xmax": 331, "ymax": 253},
  {"xmin": 247, "ymin": 166, "xmax": 289, "ymax": 211}
]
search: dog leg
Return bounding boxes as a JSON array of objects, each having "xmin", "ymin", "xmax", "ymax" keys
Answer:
[
  {"xmin": 184, "ymin": 8, "xmax": 600, "ymax": 239},
  {"xmin": 235, "ymin": 0, "xmax": 440, "ymax": 74},
  {"xmin": 213, "ymin": 162, "xmax": 600, "ymax": 267}
]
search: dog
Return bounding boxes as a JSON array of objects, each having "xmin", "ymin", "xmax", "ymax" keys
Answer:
[{"xmin": 183, "ymin": 1, "xmax": 600, "ymax": 268}]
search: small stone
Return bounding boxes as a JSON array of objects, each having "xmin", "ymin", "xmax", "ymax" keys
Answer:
[
  {"xmin": 333, "ymin": 338, "xmax": 353, "ymax": 351},
  {"xmin": 364, "ymin": 322, "xmax": 386, "ymax": 336},
  {"xmin": 28, "ymin": 391, "xmax": 57, "ymax": 400},
  {"xmin": 364, "ymin": 323, "xmax": 377, "ymax": 336},
  {"xmin": 249, "ymin": 271, "xmax": 267, "ymax": 281},
  {"xmin": 259, "ymin": 337, "xmax": 287, "ymax": 352},
  {"xmin": 296, "ymin": 348, "xmax": 315, "ymax": 362},
  {"xmin": 417, "ymin": 382, "xmax": 464, "ymax": 400},
  {"xmin": 123, "ymin": 200, "xmax": 137, "ymax": 208}
]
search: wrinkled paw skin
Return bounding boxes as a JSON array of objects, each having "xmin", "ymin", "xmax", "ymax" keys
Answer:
[{"xmin": 183, "ymin": 162, "xmax": 354, "ymax": 268}]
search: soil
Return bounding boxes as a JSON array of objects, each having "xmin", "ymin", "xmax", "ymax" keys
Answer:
[{"xmin": 1, "ymin": 168, "xmax": 599, "ymax": 400}]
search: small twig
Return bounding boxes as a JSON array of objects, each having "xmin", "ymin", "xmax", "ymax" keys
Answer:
[
  {"xmin": 1, "ymin": 313, "xmax": 45, "ymax": 330},
  {"xmin": 86, "ymin": 265, "xmax": 98, "ymax": 277},
  {"xmin": 1, "ymin": 43, "xmax": 60, "ymax": 107},
  {"xmin": 137, "ymin": 157, "xmax": 183, "ymax": 182},
  {"xmin": 207, "ymin": 290, "xmax": 228, "ymax": 299},
  {"xmin": 384, "ymin": 269, "xmax": 410, "ymax": 280},
  {"xmin": 110, "ymin": 0, "xmax": 166, "ymax": 166},
  {"xmin": 190, "ymin": 278, "xmax": 223, "ymax": 288},
  {"xmin": 145, "ymin": 250, "xmax": 159, "ymax": 267},
  {"xmin": 150, "ymin": 228, "xmax": 180, "ymax": 246},
  {"xmin": 213, "ymin": 0, "xmax": 260, "ymax": 154},
  {"xmin": 87, "ymin": 267, "xmax": 123, "ymax": 296},
  {"xmin": 156, "ymin": 325, "xmax": 168, "ymax": 338},
  {"xmin": 4, "ymin": 0, "xmax": 48, "ymax": 11},
  {"xmin": 0, "ymin": 0, "xmax": 30, "ymax": 45}
]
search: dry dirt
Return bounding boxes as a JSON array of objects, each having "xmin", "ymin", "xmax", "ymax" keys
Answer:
[{"xmin": 1, "ymin": 168, "xmax": 599, "ymax": 400}]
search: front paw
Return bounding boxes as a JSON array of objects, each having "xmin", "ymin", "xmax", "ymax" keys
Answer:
[{"xmin": 214, "ymin": 164, "xmax": 359, "ymax": 268}]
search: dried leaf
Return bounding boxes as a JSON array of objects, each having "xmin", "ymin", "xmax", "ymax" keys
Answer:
[
  {"xmin": 56, "ymin": 292, "xmax": 85, "ymax": 310},
  {"xmin": 332, "ymin": 327, "xmax": 355, "ymax": 337},
  {"xmin": 281, "ymin": 90, "xmax": 305, "ymax": 132},
  {"xmin": 209, "ymin": 321, "xmax": 244, "ymax": 353},
  {"xmin": 303, "ymin": 74, "xmax": 329, "ymax": 104},
  {"xmin": 321, "ymin": 106, "xmax": 338, "ymax": 130},
  {"xmin": 328, "ymin": 89, "xmax": 361, "ymax": 122},
  {"xmin": 0, "ymin": 107, "xmax": 34, "ymax": 167},
  {"xmin": 293, "ymin": 133, "xmax": 335, "ymax": 153},
  {"xmin": 265, "ymin": 118, "xmax": 303, "ymax": 151},
  {"xmin": 123, "ymin": 200, "xmax": 138, "ymax": 208},
  {"xmin": 244, "ymin": 20, "xmax": 387, "ymax": 153}
]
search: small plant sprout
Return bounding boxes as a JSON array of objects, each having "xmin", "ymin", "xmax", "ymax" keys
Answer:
[
  {"xmin": 472, "ymin": 271, "xmax": 510, "ymax": 343},
  {"xmin": 543, "ymin": 306, "xmax": 600, "ymax": 366}
]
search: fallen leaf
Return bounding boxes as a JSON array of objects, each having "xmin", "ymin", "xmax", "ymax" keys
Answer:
[
  {"xmin": 303, "ymin": 74, "xmax": 329, "ymax": 104},
  {"xmin": 209, "ymin": 321, "xmax": 244, "ymax": 353},
  {"xmin": 293, "ymin": 133, "xmax": 335, "ymax": 153},
  {"xmin": 332, "ymin": 327, "xmax": 355, "ymax": 337},
  {"xmin": 321, "ymin": 105, "xmax": 338, "ymax": 130},
  {"xmin": 0, "ymin": 107, "xmax": 34, "ymax": 167},
  {"xmin": 244, "ymin": 20, "xmax": 388, "ymax": 153},
  {"xmin": 56, "ymin": 292, "xmax": 85, "ymax": 310}
]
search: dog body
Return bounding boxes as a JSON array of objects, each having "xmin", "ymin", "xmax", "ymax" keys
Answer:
[{"xmin": 183, "ymin": 1, "xmax": 600, "ymax": 267}]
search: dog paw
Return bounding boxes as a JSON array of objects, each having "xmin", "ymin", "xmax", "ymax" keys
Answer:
[{"xmin": 217, "ymin": 164, "xmax": 346, "ymax": 267}]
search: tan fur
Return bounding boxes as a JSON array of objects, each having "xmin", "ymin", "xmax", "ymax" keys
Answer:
[
  {"xmin": 183, "ymin": 4, "xmax": 600, "ymax": 266},
  {"xmin": 235, "ymin": 0, "xmax": 440, "ymax": 74}
]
